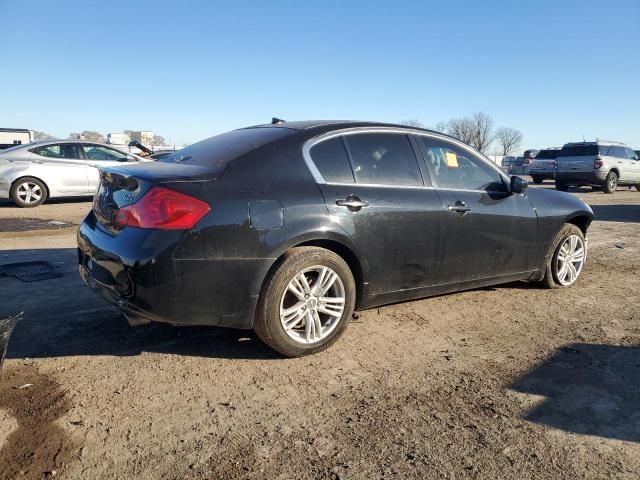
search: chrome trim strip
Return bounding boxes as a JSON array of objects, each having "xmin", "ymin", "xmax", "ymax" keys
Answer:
[{"xmin": 302, "ymin": 126, "xmax": 511, "ymax": 188}]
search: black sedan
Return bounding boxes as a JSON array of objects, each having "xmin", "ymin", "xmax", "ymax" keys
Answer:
[{"xmin": 78, "ymin": 120, "xmax": 593, "ymax": 357}]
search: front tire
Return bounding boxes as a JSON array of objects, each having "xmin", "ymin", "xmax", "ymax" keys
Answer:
[
  {"xmin": 538, "ymin": 224, "xmax": 586, "ymax": 289},
  {"xmin": 10, "ymin": 177, "xmax": 48, "ymax": 207},
  {"xmin": 254, "ymin": 247, "xmax": 356, "ymax": 357},
  {"xmin": 602, "ymin": 171, "xmax": 618, "ymax": 193},
  {"xmin": 531, "ymin": 176, "xmax": 543, "ymax": 184}
]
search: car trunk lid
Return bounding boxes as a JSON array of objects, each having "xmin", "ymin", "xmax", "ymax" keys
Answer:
[{"xmin": 93, "ymin": 163, "xmax": 216, "ymax": 230}]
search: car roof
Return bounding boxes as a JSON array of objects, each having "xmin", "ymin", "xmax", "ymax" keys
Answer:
[
  {"xmin": 563, "ymin": 140, "xmax": 626, "ymax": 147},
  {"xmin": 244, "ymin": 119, "xmax": 455, "ymax": 139}
]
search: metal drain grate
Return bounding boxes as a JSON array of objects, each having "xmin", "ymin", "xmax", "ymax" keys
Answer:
[{"xmin": 0, "ymin": 261, "xmax": 62, "ymax": 282}]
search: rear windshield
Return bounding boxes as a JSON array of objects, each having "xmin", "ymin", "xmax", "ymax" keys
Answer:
[
  {"xmin": 558, "ymin": 145, "xmax": 603, "ymax": 157},
  {"xmin": 159, "ymin": 127, "xmax": 294, "ymax": 166},
  {"xmin": 535, "ymin": 149, "xmax": 559, "ymax": 159}
]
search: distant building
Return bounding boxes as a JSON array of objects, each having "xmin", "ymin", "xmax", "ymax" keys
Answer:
[
  {"xmin": 0, "ymin": 128, "xmax": 33, "ymax": 149},
  {"xmin": 107, "ymin": 132, "xmax": 130, "ymax": 145},
  {"xmin": 128, "ymin": 131, "xmax": 154, "ymax": 146}
]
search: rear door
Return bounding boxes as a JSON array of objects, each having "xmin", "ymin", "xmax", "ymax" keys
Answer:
[
  {"xmin": 29, "ymin": 143, "xmax": 88, "ymax": 194},
  {"xmin": 308, "ymin": 131, "xmax": 445, "ymax": 294},
  {"xmin": 415, "ymin": 135, "xmax": 538, "ymax": 284}
]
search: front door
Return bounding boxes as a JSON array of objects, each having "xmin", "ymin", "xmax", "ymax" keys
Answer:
[
  {"xmin": 29, "ymin": 143, "xmax": 89, "ymax": 194},
  {"xmin": 307, "ymin": 132, "xmax": 445, "ymax": 295},
  {"xmin": 415, "ymin": 135, "xmax": 538, "ymax": 285}
]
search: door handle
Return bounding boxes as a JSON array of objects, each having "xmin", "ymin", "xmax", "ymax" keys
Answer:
[
  {"xmin": 447, "ymin": 201, "xmax": 471, "ymax": 214},
  {"xmin": 336, "ymin": 196, "xmax": 369, "ymax": 211}
]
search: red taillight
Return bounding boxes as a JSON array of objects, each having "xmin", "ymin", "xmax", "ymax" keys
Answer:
[
  {"xmin": 594, "ymin": 157, "xmax": 603, "ymax": 169},
  {"xmin": 114, "ymin": 186, "xmax": 210, "ymax": 230}
]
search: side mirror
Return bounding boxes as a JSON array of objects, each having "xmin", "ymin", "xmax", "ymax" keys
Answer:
[{"xmin": 510, "ymin": 175, "xmax": 528, "ymax": 194}]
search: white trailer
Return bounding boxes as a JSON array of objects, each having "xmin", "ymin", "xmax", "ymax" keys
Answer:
[{"xmin": 0, "ymin": 128, "xmax": 33, "ymax": 149}]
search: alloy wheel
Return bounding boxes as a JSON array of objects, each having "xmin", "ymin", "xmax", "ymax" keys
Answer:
[
  {"xmin": 555, "ymin": 235, "xmax": 586, "ymax": 286},
  {"xmin": 16, "ymin": 182, "xmax": 43, "ymax": 205},
  {"xmin": 279, "ymin": 265, "xmax": 346, "ymax": 344}
]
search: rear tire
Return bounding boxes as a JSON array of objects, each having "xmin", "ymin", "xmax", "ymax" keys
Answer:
[
  {"xmin": 531, "ymin": 176, "xmax": 543, "ymax": 184},
  {"xmin": 537, "ymin": 224, "xmax": 586, "ymax": 289},
  {"xmin": 10, "ymin": 177, "xmax": 48, "ymax": 208},
  {"xmin": 635, "ymin": 185, "xmax": 640, "ymax": 192},
  {"xmin": 602, "ymin": 171, "xmax": 617, "ymax": 193},
  {"xmin": 555, "ymin": 181, "xmax": 569, "ymax": 192},
  {"xmin": 254, "ymin": 247, "xmax": 356, "ymax": 357}
]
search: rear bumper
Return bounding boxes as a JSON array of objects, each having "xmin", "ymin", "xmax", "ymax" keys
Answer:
[
  {"xmin": 77, "ymin": 213, "xmax": 272, "ymax": 329},
  {"xmin": 529, "ymin": 167, "xmax": 555, "ymax": 176},
  {"xmin": 556, "ymin": 170, "xmax": 607, "ymax": 185}
]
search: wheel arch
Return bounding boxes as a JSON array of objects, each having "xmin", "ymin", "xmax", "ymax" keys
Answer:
[
  {"xmin": 11, "ymin": 175, "xmax": 51, "ymax": 199},
  {"xmin": 609, "ymin": 167, "xmax": 620, "ymax": 178},
  {"xmin": 565, "ymin": 213, "xmax": 593, "ymax": 235},
  {"xmin": 256, "ymin": 233, "xmax": 368, "ymax": 311}
]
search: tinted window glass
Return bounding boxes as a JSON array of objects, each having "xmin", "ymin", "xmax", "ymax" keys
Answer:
[
  {"xmin": 160, "ymin": 127, "xmax": 294, "ymax": 166},
  {"xmin": 627, "ymin": 148, "xmax": 638, "ymax": 160},
  {"xmin": 344, "ymin": 133, "xmax": 422, "ymax": 186},
  {"xmin": 82, "ymin": 145, "xmax": 128, "ymax": 161},
  {"xmin": 535, "ymin": 149, "xmax": 559, "ymax": 159},
  {"xmin": 31, "ymin": 143, "xmax": 79, "ymax": 159},
  {"xmin": 417, "ymin": 137, "xmax": 504, "ymax": 191},
  {"xmin": 610, "ymin": 146, "xmax": 626, "ymax": 158},
  {"xmin": 558, "ymin": 145, "xmax": 599, "ymax": 157},
  {"xmin": 310, "ymin": 137, "xmax": 354, "ymax": 183}
]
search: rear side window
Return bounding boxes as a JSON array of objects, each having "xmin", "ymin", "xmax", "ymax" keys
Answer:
[
  {"xmin": 309, "ymin": 137, "xmax": 354, "ymax": 183},
  {"xmin": 610, "ymin": 146, "xmax": 626, "ymax": 158},
  {"xmin": 160, "ymin": 127, "xmax": 294, "ymax": 166},
  {"xmin": 558, "ymin": 145, "xmax": 599, "ymax": 157},
  {"xmin": 344, "ymin": 133, "xmax": 422, "ymax": 186},
  {"xmin": 31, "ymin": 143, "xmax": 80, "ymax": 159}
]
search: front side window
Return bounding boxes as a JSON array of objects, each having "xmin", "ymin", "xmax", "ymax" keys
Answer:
[
  {"xmin": 344, "ymin": 133, "xmax": 423, "ymax": 186},
  {"xmin": 309, "ymin": 136, "xmax": 354, "ymax": 183},
  {"xmin": 626, "ymin": 148, "xmax": 638, "ymax": 160},
  {"xmin": 82, "ymin": 145, "xmax": 128, "ymax": 161},
  {"xmin": 417, "ymin": 137, "xmax": 505, "ymax": 191},
  {"xmin": 31, "ymin": 143, "xmax": 80, "ymax": 159}
]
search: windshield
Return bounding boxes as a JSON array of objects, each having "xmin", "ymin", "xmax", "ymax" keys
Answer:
[
  {"xmin": 558, "ymin": 145, "xmax": 600, "ymax": 157},
  {"xmin": 535, "ymin": 149, "xmax": 559, "ymax": 159},
  {"xmin": 160, "ymin": 127, "xmax": 294, "ymax": 166}
]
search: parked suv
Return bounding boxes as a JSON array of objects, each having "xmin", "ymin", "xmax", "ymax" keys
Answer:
[
  {"xmin": 555, "ymin": 141, "xmax": 640, "ymax": 193},
  {"xmin": 529, "ymin": 148, "xmax": 560, "ymax": 184}
]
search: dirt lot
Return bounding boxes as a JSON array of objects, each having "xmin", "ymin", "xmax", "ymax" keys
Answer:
[{"xmin": 1, "ymin": 183, "xmax": 639, "ymax": 480}]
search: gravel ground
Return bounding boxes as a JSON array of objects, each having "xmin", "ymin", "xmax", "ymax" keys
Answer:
[{"xmin": 0, "ymin": 183, "xmax": 639, "ymax": 480}]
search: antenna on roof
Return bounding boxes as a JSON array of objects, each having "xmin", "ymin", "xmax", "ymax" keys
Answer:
[{"xmin": 271, "ymin": 117, "xmax": 286, "ymax": 125}]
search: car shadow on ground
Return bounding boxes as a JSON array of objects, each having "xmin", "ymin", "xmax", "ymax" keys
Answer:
[
  {"xmin": 0, "ymin": 197, "xmax": 92, "ymax": 208},
  {"xmin": 510, "ymin": 343, "xmax": 640, "ymax": 443},
  {"xmin": 0, "ymin": 248, "xmax": 280, "ymax": 361},
  {"xmin": 590, "ymin": 204, "xmax": 640, "ymax": 223}
]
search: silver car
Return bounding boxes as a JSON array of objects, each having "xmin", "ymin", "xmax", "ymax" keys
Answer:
[{"xmin": 0, "ymin": 140, "xmax": 149, "ymax": 207}]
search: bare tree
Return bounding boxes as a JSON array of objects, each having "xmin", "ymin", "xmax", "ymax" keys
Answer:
[
  {"xmin": 430, "ymin": 121, "xmax": 449, "ymax": 133},
  {"xmin": 68, "ymin": 131, "xmax": 105, "ymax": 142},
  {"xmin": 446, "ymin": 117, "xmax": 475, "ymax": 145},
  {"xmin": 400, "ymin": 119, "xmax": 425, "ymax": 128},
  {"xmin": 469, "ymin": 112, "xmax": 494, "ymax": 153},
  {"xmin": 150, "ymin": 135, "xmax": 166, "ymax": 146},
  {"xmin": 495, "ymin": 127, "xmax": 523, "ymax": 156},
  {"xmin": 33, "ymin": 130, "xmax": 55, "ymax": 140}
]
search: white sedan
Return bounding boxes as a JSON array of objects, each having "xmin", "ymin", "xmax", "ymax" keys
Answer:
[{"xmin": 0, "ymin": 140, "xmax": 150, "ymax": 207}]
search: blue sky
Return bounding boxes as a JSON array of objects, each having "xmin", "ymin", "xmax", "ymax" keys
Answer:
[{"xmin": 1, "ymin": 0, "xmax": 638, "ymax": 150}]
